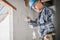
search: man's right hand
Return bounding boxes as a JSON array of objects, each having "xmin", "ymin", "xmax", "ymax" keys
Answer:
[{"xmin": 25, "ymin": 16, "xmax": 31, "ymax": 23}]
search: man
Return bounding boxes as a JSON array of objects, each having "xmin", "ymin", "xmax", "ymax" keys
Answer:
[{"xmin": 25, "ymin": 0, "xmax": 55, "ymax": 40}]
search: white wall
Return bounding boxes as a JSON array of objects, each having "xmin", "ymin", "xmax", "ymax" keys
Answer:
[
  {"xmin": 7, "ymin": 0, "xmax": 34, "ymax": 40},
  {"xmin": 0, "ymin": 12, "xmax": 10, "ymax": 40},
  {"xmin": 0, "ymin": 4, "xmax": 13, "ymax": 40}
]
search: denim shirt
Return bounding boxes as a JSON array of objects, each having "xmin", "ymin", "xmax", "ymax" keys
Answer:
[{"xmin": 30, "ymin": 7, "xmax": 55, "ymax": 38}]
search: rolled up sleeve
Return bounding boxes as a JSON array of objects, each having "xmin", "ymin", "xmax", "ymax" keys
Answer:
[
  {"xmin": 43, "ymin": 8, "xmax": 55, "ymax": 36},
  {"xmin": 29, "ymin": 19, "xmax": 38, "ymax": 27}
]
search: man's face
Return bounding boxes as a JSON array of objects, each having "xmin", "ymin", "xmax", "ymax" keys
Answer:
[{"xmin": 32, "ymin": 1, "xmax": 43, "ymax": 12}]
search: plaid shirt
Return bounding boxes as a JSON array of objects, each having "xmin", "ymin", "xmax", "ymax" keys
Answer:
[{"xmin": 30, "ymin": 7, "xmax": 55, "ymax": 38}]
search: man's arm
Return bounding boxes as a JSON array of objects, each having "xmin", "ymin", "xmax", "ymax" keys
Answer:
[
  {"xmin": 43, "ymin": 8, "xmax": 55, "ymax": 36},
  {"xmin": 39, "ymin": 8, "xmax": 55, "ymax": 37}
]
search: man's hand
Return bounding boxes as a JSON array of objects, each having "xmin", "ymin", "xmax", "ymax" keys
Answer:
[
  {"xmin": 44, "ymin": 35, "xmax": 50, "ymax": 40},
  {"xmin": 44, "ymin": 34, "xmax": 53, "ymax": 40},
  {"xmin": 25, "ymin": 16, "xmax": 31, "ymax": 23}
]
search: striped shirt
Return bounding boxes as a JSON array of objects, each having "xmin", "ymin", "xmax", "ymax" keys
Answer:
[{"xmin": 30, "ymin": 7, "xmax": 55, "ymax": 38}]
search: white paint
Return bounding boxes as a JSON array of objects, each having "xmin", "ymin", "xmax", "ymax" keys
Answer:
[
  {"xmin": 0, "ymin": 3, "xmax": 13, "ymax": 40},
  {"xmin": 9, "ymin": 8, "xmax": 13, "ymax": 40},
  {"xmin": 0, "ymin": 12, "xmax": 10, "ymax": 40}
]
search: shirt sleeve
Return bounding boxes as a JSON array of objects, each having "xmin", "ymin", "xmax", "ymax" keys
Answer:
[
  {"xmin": 39, "ymin": 8, "xmax": 55, "ymax": 37},
  {"xmin": 43, "ymin": 8, "xmax": 55, "ymax": 36}
]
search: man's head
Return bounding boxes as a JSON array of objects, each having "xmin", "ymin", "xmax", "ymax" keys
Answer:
[
  {"xmin": 29, "ymin": 0, "xmax": 44, "ymax": 12},
  {"xmin": 24, "ymin": 0, "xmax": 50, "ymax": 12}
]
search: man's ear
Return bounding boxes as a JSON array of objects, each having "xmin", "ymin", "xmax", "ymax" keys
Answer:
[{"xmin": 24, "ymin": 0, "xmax": 29, "ymax": 7}]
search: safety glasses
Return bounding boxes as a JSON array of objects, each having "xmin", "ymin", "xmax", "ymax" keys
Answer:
[{"xmin": 32, "ymin": 3, "xmax": 38, "ymax": 10}]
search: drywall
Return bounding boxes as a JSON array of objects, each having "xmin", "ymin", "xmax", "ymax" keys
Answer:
[
  {"xmin": 7, "ymin": 0, "xmax": 34, "ymax": 40},
  {"xmin": 0, "ymin": 3, "xmax": 13, "ymax": 40}
]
